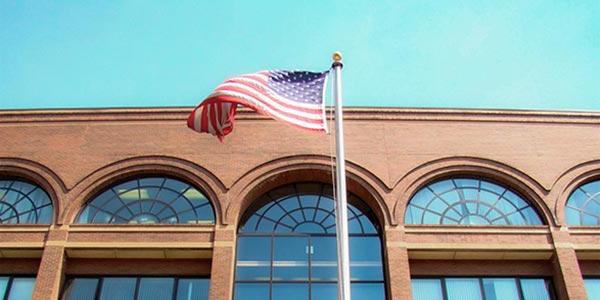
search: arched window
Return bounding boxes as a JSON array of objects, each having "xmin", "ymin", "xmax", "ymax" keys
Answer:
[
  {"xmin": 565, "ymin": 180, "xmax": 600, "ymax": 226},
  {"xmin": 405, "ymin": 178, "xmax": 543, "ymax": 225},
  {"xmin": 234, "ymin": 183, "xmax": 385, "ymax": 300},
  {"xmin": 0, "ymin": 179, "xmax": 53, "ymax": 224},
  {"xmin": 76, "ymin": 177, "xmax": 215, "ymax": 224}
]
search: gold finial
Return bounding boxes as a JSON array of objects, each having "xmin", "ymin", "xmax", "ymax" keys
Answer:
[{"xmin": 332, "ymin": 51, "xmax": 342, "ymax": 63}]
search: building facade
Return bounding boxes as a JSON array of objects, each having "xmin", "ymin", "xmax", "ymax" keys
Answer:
[{"xmin": 1, "ymin": 107, "xmax": 600, "ymax": 299}]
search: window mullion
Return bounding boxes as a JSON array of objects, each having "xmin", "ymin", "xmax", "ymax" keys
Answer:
[{"xmin": 133, "ymin": 277, "xmax": 141, "ymax": 300}]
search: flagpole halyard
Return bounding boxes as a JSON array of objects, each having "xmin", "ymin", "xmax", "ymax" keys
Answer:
[{"xmin": 332, "ymin": 51, "xmax": 352, "ymax": 300}]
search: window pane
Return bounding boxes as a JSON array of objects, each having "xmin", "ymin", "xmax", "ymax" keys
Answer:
[
  {"xmin": 77, "ymin": 177, "xmax": 214, "ymax": 224},
  {"xmin": 565, "ymin": 181, "xmax": 600, "ymax": 226},
  {"xmin": 446, "ymin": 278, "xmax": 482, "ymax": 300},
  {"xmin": 176, "ymin": 279, "xmax": 209, "ymax": 300},
  {"xmin": 272, "ymin": 283, "xmax": 308, "ymax": 300},
  {"xmin": 0, "ymin": 277, "xmax": 9, "ymax": 299},
  {"xmin": 273, "ymin": 237, "xmax": 308, "ymax": 281},
  {"xmin": 0, "ymin": 179, "xmax": 53, "ymax": 224},
  {"xmin": 99, "ymin": 278, "xmax": 136, "ymax": 300},
  {"xmin": 585, "ymin": 279, "xmax": 600, "ymax": 299},
  {"xmin": 235, "ymin": 183, "xmax": 384, "ymax": 300},
  {"xmin": 406, "ymin": 178, "xmax": 543, "ymax": 225},
  {"xmin": 7, "ymin": 278, "xmax": 35, "ymax": 300},
  {"xmin": 520, "ymin": 279, "xmax": 551, "ymax": 300},
  {"xmin": 482, "ymin": 278, "xmax": 520, "ymax": 300},
  {"xmin": 312, "ymin": 283, "xmax": 337, "ymax": 300},
  {"xmin": 137, "ymin": 278, "xmax": 174, "ymax": 300},
  {"xmin": 236, "ymin": 236, "xmax": 271, "ymax": 281},
  {"xmin": 61, "ymin": 278, "xmax": 99, "ymax": 300},
  {"xmin": 234, "ymin": 283, "xmax": 269, "ymax": 299},
  {"xmin": 310, "ymin": 236, "xmax": 337, "ymax": 281},
  {"xmin": 350, "ymin": 236, "xmax": 383, "ymax": 280},
  {"xmin": 351, "ymin": 283, "xmax": 385, "ymax": 300},
  {"xmin": 412, "ymin": 279, "xmax": 443, "ymax": 300}
]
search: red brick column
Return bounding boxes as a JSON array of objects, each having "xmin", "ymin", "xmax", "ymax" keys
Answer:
[
  {"xmin": 209, "ymin": 225, "xmax": 236, "ymax": 300},
  {"xmin": 551, "ymin": 229, "xmax": 586, "ymax": 300},
  {"xmin": 385, "ymin": 226, "xmax": 412, "ymax": 300},
  {"xmin": 32, "ymin": 228, "xmax": 68, "ymax": 300}
]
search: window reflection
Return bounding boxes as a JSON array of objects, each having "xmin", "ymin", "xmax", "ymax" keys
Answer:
[
  {"xmin": 0, "ymin": 179, "xmax": 53, "ymax": 224},
  {"xmin": 585, "ymin": 279, "xmax": 600, "ymax": 299},
  {"xmin": 0, "ymin": 277, "xmax": 35, "ymax": 300},
  {"xmin": 405, "ymin": 178, "xmax": 544, "ymax": 225},
  {"xmin": 61, "ymin": 277, "xmax": 209, "ymax": 300},
  {"xmin": 566, "ymin": 180, "xmax": 600, "ymax": 226},
  {"xmin": 411, "ymin": 277, "xmax": 554, "ymax": 300},
  {"xmin": 76, "ymin": 177, "xmax": 215, "ymax": 224},
  {"xmin": 235, "ymin": 183, "xmax": 386, "ymax": 300}
]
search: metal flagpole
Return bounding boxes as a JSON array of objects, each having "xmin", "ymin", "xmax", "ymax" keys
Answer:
[{"xmin": 332, "ymin": 51, "xmax": 352, "ymax": 300}]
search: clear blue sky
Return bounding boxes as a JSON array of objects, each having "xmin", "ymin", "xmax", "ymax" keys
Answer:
[{"xmin": 1, "ymin": 1, "xmax": 599, "ymax": 110}]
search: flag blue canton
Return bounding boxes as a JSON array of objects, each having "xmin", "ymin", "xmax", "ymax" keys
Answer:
[{"xmin": 267, "ymin": 70, "xmax": 328, "ymax": 104}]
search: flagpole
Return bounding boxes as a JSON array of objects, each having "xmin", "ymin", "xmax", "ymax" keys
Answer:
[{"xmin": 332, "ymin": 51, "xmax": 352, "ymax": 300}]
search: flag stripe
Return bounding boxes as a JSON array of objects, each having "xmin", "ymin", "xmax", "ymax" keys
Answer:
[
  {"xmin": 206, "ymin": 91, "xmax": 326, "ymax": 128},
  {"xmin": 213, "ymin": 84, "xmax": 323, "ymax": 119},
  {"xmin": 205, "ymin": 94, "xmax": 326, "ymax": 130},
  {"xmin": 227, "ymin": 75, "xmax": 323, "ymax": 110}
]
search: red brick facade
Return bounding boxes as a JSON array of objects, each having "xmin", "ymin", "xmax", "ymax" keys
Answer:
[{"xmin": 1, "ymin": 107, "xmax": 599, "ymax": 299}]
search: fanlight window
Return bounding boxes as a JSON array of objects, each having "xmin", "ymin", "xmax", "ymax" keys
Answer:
[
  {"xmin": 565, "ymin": 180, "xmax": 600, "ymax": 226},
  {"xmin": 0, "ymin": 179, "xmax": 53, "ymax": 224},
  {"xmin": 76, "ymin": 177, "xmax": 215, "ymax": 224},
  {"xmin": 235, "ymin": 183, "xmax": 385, "ymax": 300},
  {"xmin": 405, "ymin": 178, "xmax": 543, "ymax": 225}
]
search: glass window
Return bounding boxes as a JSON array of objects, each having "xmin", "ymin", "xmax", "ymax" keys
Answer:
[
  {"xmin": 272, "ymin": 283, "xmax": 308, "ymax": 300},
  {"xmin": 411, "ymin": 277, "xmax": 554, "ymax": 300},
  {"xmin": 0, "ymin": 179, "xmax": 53, "ymax": 224},
  {"xmin": 311, "ymin": 283, "xmax": 336, "ymax": 300},
  {"xmin": 411, "ymin": 279, "xmax": 443, "ymax": 300},
  {"xmin": 99, "ymin": 277, "xmax": 136, "ymax": 300},
  {"xmin": 273, "ymin": 237, "xmax": 308, "ymax": 281},
  {"xmin": 76, "ymin": 177, "xmax": 215, "ymax": 224},
  {"xmin": 7, "ymin": 278, "xmax": 35, "ymax": 300},
  {"xmin": 585, "ymin": 279, "xmax": 600, "ymax": 300},
  {"xmin": 0, "ymin": 277, "xmax": 35, "ymax": 300},
  {"xmin": 235, "ymin": 236, "xmax": 271, "ymax": 281},
  {"xmin": 405, "ymin": 178, "xmax": 544, "ymax": 225},
  {"xmin": 61, "ymin": 278, "xmax": 99, "ymax": 300},
  {"xmin": 176, "ymin": 279, "xmax": 209, "ymax": 300},
  {"xmin": 565, "ymin": 180, "xmax": 600, "ymax": 226},
  {"xmin": 446, "ymin": 278, "xmax": 482, "ymax": 300},
  {"xmin": 521, "ymin": 279, "xmax": 553, "ymax": 300},
  {"xmin": 234, "ymin": 283, "xmax": 269, "ymax": 299},
  {"xmin": 0, "ymin": 277, "xmax": 9, "ymax": 299},
  {"xmin": 138, "ymin": 278, "xmax": 174, "ymax": 300},
  {"xmin": 482, "ymin": 278, "xmax": 519, "ymax": 300},
  {"xmin": 61, "ymin": 277, "xmax": 209, "ymax": 300},
  {"xmin": 235, "ymin": 183, "xmax": 385, "ymax": 300}
]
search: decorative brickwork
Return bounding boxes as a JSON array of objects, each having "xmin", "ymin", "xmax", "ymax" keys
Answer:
[{"xmin": 1, "ymin": 107, "xmax": 600, "ymax": 299}]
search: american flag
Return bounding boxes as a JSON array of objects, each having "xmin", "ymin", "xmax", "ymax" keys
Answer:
[{"xmin": 187, "ymin": 70, "xmax": 329, "ymax": 141}]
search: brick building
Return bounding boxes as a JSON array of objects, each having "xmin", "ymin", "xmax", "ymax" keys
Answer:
[{"xmin": 0, "ymin": 107, "xmax": 599, "ymax": 299}]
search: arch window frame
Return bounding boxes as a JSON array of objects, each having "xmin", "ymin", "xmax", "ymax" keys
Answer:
[
  {"xmin": 234, "ymin": 182, "xmax": 386, "ymax": 300},
  {"xmin": 0, "ymin": 178, "xmax": 54, "ymax": 224},
  {"xmin": 75, "ymin": 176, "xmax": 216, "ymax": 225},
  {"xmin": 405, "ymin": 177, "xmax": 544, "ymax": 226},
  {"xmin": 565, "ymin": 179, "xmax": 600, "ymax": 226}
]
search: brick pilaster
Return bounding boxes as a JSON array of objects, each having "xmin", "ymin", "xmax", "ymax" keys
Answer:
[
  {"xmin": 32, "ymin": 228, "xmax": 68, "ymax": 300},
  {"xmin": 551, "ymin": 228, "xmax": 587, "ymax": 300},
  {"xmin": 385, "ymin": 226, "xmax": 412, "ymax": 300},
  {"xmin": 209, "ymin": 226, "xmax": 236, "ymax": 300}
]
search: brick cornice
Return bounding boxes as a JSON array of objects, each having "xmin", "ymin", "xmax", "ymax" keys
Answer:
[{"xmin": 2, "ymin": 106, "xmax": 600, "ymax": 124}]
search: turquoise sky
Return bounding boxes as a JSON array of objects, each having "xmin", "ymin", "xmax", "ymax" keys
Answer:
[{"xmin": 1, "ymin": 1, "xmax": 599, "ymax": 110}]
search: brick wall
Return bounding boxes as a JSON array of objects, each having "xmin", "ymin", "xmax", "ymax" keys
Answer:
[{"xmin": 1, "ymin": 107, "xmax": 599, "ymax": 299}]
